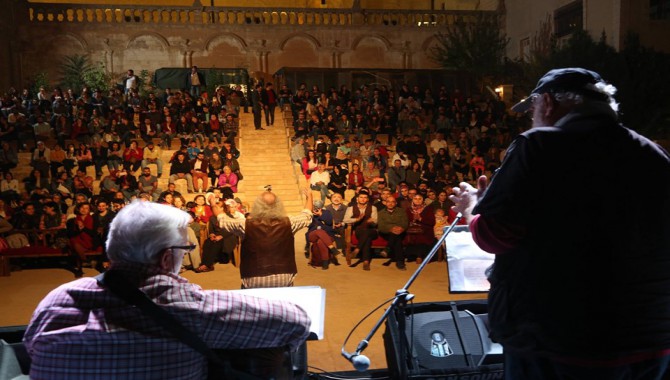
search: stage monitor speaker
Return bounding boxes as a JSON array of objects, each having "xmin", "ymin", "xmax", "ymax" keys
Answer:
[{"xmin": 383, "ymin": 301, "xmax": 503, "ymax": 379}]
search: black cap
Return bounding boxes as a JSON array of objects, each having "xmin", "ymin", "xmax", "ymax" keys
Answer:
[{"xmin": 511, "ymin": 67, "xmax": 605, "ymax": 113}]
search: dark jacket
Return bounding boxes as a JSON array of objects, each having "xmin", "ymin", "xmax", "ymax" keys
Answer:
[
  {"xmin": 475, "ymin": 108, "xmax": 670, "ymax": 358},
  {"xmin": 240, "ymin": 218, "xmax": 296, "ymax": 278}
]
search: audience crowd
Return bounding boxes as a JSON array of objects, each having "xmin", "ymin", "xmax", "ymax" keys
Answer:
[
  {"xmin": 0, "ymin": 73, "xmax": 528, "ymax": 273},
  {"xmin": 0, "ymin": 78, "xmax": 247, "ymax": 272},
  {"xmin": 287, "ymin": 81, "xmax": 529, "ymax": 270}
]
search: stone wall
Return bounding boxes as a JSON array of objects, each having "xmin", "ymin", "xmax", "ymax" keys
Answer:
[{"xmin": 5, "ymin": 2, "xmax": 498, "ymax": 91}]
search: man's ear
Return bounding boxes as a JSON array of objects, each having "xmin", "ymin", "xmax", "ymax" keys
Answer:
[
  {"xmin": 540, "ymin": 92, "xmax": 555, "ymax": 118},
  {"xmin": 159, "ymin": 249, "xmax": 172, "ymax": 271}
]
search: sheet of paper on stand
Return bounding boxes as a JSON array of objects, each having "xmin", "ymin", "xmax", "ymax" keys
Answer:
[
  {"xmin": 231, "ymin": 286, "xmax": 326, "ymax": 340},
  {"xmin": 444, "ymin": 226, "xmax": 494, "ymax": 293}
]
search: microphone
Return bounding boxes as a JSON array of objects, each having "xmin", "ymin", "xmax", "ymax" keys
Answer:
[{"xmin": 341, "ymin": 350, "xmax": 371, "ymax": 372}]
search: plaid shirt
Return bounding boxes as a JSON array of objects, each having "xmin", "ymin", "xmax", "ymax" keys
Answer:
[{"xmin": 23, "ymin": 263, "xmax": 311, "ymax": 380}]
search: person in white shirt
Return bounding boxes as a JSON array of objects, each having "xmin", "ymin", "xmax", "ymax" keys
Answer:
[
  {"xmin": 309, "ymin": 163, "xmax": 331, "ymax": 202},
  {"xmin": 123, "ymin": 69, "xmax": 138, "ymax": 95},
  {"xmin": 429, "ymin": 132, "xmax": 448, "ymax": 155}
]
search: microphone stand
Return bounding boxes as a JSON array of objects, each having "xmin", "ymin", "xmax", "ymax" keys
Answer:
[{"xmin": 341, "ymin": 213, "xmax": 464, "ymax": 370}]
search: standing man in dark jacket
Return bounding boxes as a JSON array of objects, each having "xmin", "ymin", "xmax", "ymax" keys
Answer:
[
  {"xmin": 221, "ymin": 189, "xmax": 313, "ymax": 288},
  {"xmin": 251, "ymin": 84, "xmax": 264, "ymax": 130},
  {"xmin": 261, "ymin": 82, "xmax": 278, "ymax": 127},
  {"xmin": 451, "ymin": 68, "xmax": 670, "ymax": 379}
]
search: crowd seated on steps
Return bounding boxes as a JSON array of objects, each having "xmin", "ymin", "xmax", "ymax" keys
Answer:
[
  {"xmin": 0, "ymin": 80, "xmax": 248, "ymax": 272},
  {"xmin": 285, "ymin": 81, "xmax": 530, "ymax": 271}
]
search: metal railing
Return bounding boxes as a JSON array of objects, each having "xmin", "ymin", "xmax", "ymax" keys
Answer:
[{"xmin": 27, "ymin": 4, "xmax": 491, "ymax": 28}]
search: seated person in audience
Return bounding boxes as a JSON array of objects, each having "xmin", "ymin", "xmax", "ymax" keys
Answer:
[
  {"xmin": 40, "ymin": 201, "xmax": 68, "ymax": 249},
  {"xmin": 343, "ymin": 189, "xmax": 378, "ymax": 271},
  {"xmin": 10, "ymin": 202, "xmax": 42, "ymax": 245},
  {"xmin": 23, "ymin": 200, "xmax": 311, "ymax": 379},
  {"xmin": 30, "ymin": 141, "xmax": 50, "ymax": 177},
  {"xmin": 306, "ymin": 199, "xmax": 341, "ymax": 270},
  {"xmin": 404, "ymin": 192, "xmax": 436, "ymax": 264},
  {"xmin": 217, "ymin": 165, "xmax": 238, "ymax": 194},
  {"xmin": 195, "ymin": 200, "xmax": 240, "ymax": 272},
  {"xmin": 202, "ymin": 140, "xmax": 219, "ymax": 159},
  {"xmin": 302, "ymin": 150, "xmax": 319, "ymax": 179},
  {"xmin": 0, "ymin": 171, "xmax": 20, "ymax": 200},
  {"xmin": 221, "ymin": 141, "xmax": 240, "ymax": 159},
  {"xmin": 73, "ymin": 169, "xmax": 94, "ymax": 198},
  {"xmin": 190, "ymin": 151, "xmax": 209, "ymax": 193},
  {"xmin": 362, "ymin": 160, "xmax": 383, "ymax": 192},
  {"xmin": 66, "ymin": 201, "xmax": 102, "ymax": 263},
  {"xmin": 169, "ymin": 152, "xmax": 195, "ymax": 194},
  {"xmin": 309, "ymin": 163, "xmax": 330, "ymax": 202},
  {"xmin": 116, "ymin": 169, "xmax": 139, "ymax": 201},
  {"xmin": 222, "ymin": 151, "xmax": 242, "ymax": 180},
  {"xmin": 24, "ymin": 169, "xmax": 49, "ymax": 194},
  {"xmin": 141, "ymin": 141, "xmax": 163, "ymax": 178},
  {"xmin": 137, "ymin": 167, "xmax": 161, "ymax": 201},
  {"xmin": 377, "ymin": 196, "xmax": 409, "ymax": 270},
  {"xmin": 328, "ymin": 164, "xmax": 347, "ymax": 198},
  {"xmin": 122, "ymin": 140, "xmax": 143, "ymax": 173},
  {"xmin": 99, "ymin": 170, "xmax": 120, "ymax": 200},
  {"xmin": 191, "ymin": 194, "xmax": 212, "ymax": 224}
]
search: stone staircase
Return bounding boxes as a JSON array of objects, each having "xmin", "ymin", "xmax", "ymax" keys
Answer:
[{"xmin": 237, "ymin": 113, "xmax": 304, "ymax": 213}]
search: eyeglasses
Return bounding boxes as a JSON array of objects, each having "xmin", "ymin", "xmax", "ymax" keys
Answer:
[{"xmin": 167, "ymin": 244, "xmax": 196, "ymax": 253}]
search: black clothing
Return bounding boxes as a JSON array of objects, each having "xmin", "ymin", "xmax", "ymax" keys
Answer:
[{"xmin": 474, "ymin": 107, "xmax": 670, "ymax": 359}]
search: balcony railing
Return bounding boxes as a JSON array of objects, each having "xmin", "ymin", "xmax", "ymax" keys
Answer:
[{"xmin": 27, "ymin": 4, "xmax": 491, "ymax": 28}]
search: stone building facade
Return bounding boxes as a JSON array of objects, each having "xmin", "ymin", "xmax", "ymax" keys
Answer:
[{"xmin": 1, "ymin": 1, "xmax": 500, "ymax": 91}]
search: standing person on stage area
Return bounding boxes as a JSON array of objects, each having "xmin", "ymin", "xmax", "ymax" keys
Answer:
[
  {"xmin": 251, "ymin": 84, "xmax": 264, "ymax": 131},
  {"xmin": 262, "ymin": 82, "xmax": 278, "ymax": 127},
  {"xmin": 23, "ymin": 201, "xmax": 311, "ymax": 379},
  {"xmin": 450, "ymin": 68, "xmax": 670, "ymax": 380},
  {"xmin": 221, "ymin": 188, "xmax": 314, "ymax": 288},
  {"xmin": 187, "ymin": 65, "xmax": 205, "ymax": 98}
]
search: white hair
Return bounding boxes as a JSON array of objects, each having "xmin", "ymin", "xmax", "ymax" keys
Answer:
[
  {"xmin": 106, "ymin": 200, "xmax": 191, "ymax": 266},
  {"xmin": 553, "ymin": 81, "xmax": 619, "ymax": 112},
  {"xmin": 250, "ymin": 192, "xmax": 287, "ymax": 220}
]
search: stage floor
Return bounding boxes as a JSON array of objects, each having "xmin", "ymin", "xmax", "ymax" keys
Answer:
[{"xmin": 0, "ymin": 236, "xmax": 486, "ymax": 375}]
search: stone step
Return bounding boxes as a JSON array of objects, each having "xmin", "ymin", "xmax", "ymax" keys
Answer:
[
  {"xmin": 239, "ymin": 182, "xmax": 297, "ymax": 189},
  {"xmin": 240, "ymin": 161, "xmax": 293, "ymax": 168}
]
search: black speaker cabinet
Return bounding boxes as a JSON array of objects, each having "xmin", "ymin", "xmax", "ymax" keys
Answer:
[{"xmin": 383, "ymin": 301, "xmax": 504, "ymax": 379}]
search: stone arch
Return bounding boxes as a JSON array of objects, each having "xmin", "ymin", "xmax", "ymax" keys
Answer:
[
  {"xmin": 346, "ymin": 34, "xmax": 399, "ymax": 68},
  {"xmin": 205, "ymin": 33, "xmax": 248, "ymax": 51},
  {"xmin": 421, "ymin": 35, "xmax": 437, "ymax": 52},
  {"xmin": 274, "ymin": 33, "xmax": 321, "ymax": 69},
  {"xmin": 351, "ymin": 34, "xmax": 391, "ymax": 51},
  {"xmin": 197, "ymin": 33, "xmax": 249, "ymax": 68},
  {"xmin": 278, "ymin": 32, "xmax": 321, "ymax": 50},
  {"xmin": 418, "ymin": 35, "xmax": 442, "ymax": 68},
  {"xmin": 122, "ymin": 33, "xmax": 170, "ymax": 73},
  {"xmin": 126, "ymin": 32, "xmax": 170, "ymax": 50},
  {"xmin": 47, "ymin": 32, "xmax": 89, "ymax": 51}
]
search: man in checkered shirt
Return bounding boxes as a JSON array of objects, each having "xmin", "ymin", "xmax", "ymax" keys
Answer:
[{"xmin": 23, "ymin": 200, "xmax": 311, "ymax": 379}]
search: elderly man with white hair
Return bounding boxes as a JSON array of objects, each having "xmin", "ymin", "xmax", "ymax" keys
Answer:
[
  {"xmin": 23, "ymin": 201, "xmax": 311, "ymax": 379},
  {"xmin": 221, "ymin": 188, "xmax": 313, "ymax": 288},
  {"xmin": 451, "ymin": 68, "xmax": 670, "ymax": 379}
]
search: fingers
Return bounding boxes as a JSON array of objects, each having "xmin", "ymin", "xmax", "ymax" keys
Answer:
[
  {"xmin": 451, "ymin": 181, "xmax": 475, "ymax": 197},
  {"xmin": 477, "ymin": 175, "xmax": 488, "ymax": 193}
]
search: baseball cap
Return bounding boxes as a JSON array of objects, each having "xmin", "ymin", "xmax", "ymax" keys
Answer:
[{"xmin": 511, "ymin": 68, "xmax": 606, "ymax": 113}]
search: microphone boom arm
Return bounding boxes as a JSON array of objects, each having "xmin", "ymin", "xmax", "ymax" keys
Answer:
[{"xmin": 341, "ymin": 213, "xmax": 464, "ymax": 370}]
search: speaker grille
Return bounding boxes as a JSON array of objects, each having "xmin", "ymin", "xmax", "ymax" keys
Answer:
[{"xmin": 405, "ymin": 310, "xmax": 484, "ymax": 370}]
